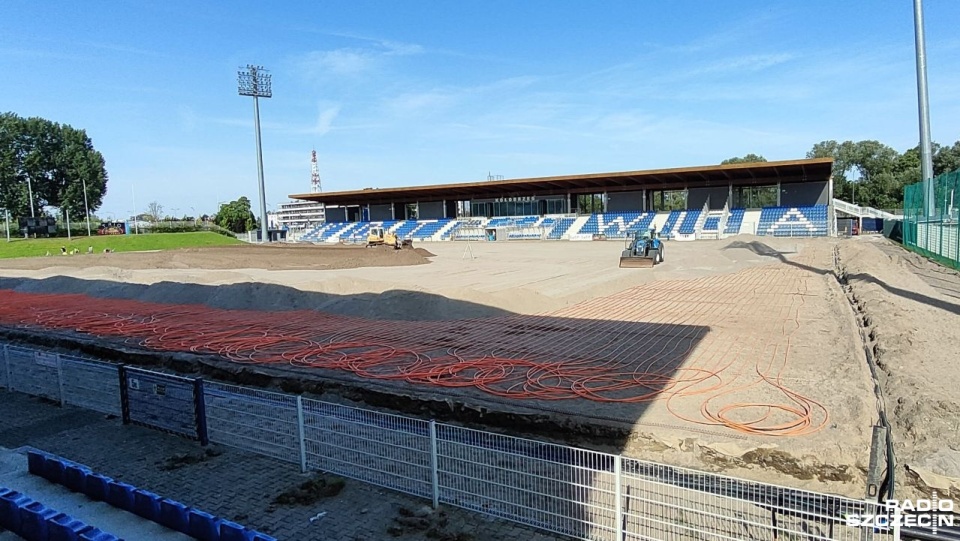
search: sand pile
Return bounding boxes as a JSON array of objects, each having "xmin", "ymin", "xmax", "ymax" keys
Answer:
[{"xmin": 0, "ymin": 243, "xmax": 434, "ymax": 271}]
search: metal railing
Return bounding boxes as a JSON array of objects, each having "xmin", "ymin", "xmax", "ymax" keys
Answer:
[
  {"xmin": 834, "ymin": 198, "xmax": 903, "ymax": 220},
  {"xmin": 0, "ymin": 341, "xmax": 897, "ymax": 541}
]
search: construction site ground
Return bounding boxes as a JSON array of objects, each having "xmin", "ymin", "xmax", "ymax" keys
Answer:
[{"xmin": 0, "ymin": 235, "xmax": 957, "ymax": 502}]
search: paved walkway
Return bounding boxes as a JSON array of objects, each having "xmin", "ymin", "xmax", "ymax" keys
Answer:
[{"xmin": 0, "ymin": 392, "xmax": 566, "ymax": 541}]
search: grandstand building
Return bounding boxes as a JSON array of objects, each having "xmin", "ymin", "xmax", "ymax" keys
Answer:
[
  {"xmin": 289, "ymin": 158, "xmax": 836, "ymax": 243},
  {"xmin": 271, "ymin": 199, "xmax": 326, "ymax": 230}
]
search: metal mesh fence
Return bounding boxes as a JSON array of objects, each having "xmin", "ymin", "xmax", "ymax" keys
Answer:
[
  {"xmin": 0, "ymin": 339, "xmax": 904, "ymax": 541},
  {"xmin": 60, "ymin": 355, "xmax": 120, "ymax": 416},
  {"xmin": 204, "ymin": 382, "xmax": 301, "ymax": 465},
  {"xmin": 619, "ymin": 457, "xmax": 890, "ymax": 541},
  {"xmin": 436, "ymin": 424, "xmax": 618, "ymax": 540},
  {"xmin": 300, "ymin": 398, "xmax": 433, "ymax": 499},
  {"xmin": 903, "ymin": 170, "xmax": 960, "ymax": 269}
]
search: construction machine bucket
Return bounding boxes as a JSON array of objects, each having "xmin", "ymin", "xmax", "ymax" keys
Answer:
[{"xmin": 619, "ymin": 256, "xmax": 655, "ymax": 268}]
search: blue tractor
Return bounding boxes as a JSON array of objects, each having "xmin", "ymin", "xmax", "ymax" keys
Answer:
[{"xmin": 619, "ymin": 228, "xmax": 664, "ymax": 268}]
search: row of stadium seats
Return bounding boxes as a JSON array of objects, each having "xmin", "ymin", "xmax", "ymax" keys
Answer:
[
  {"xmin": 546, "ymin": 217, "xmax": 577, "ymax": 239},
  {"xmin": 757, "ymin": 205, "xmax": 828, "ymax": 237},
  {"xmin": 303, "ymin": 205, "xmax": 831, "ymax": 242},
  {"xmin": 725, "ymin": 209, "xmax": 746, "ymax": 234},
  {"xmin": 578, "ymin": 212, "xmax": 655, "ymax": 238},
  {"xmin": 1, "ymin": 485, "xmax": 120, "ymax": 541},
  {"xmin": 486, "ymin": 216, "xmax": 539, "ymax": 228},
  {"xmin": 410, "ymin": 219, "xmax": 452, "ymax": 240},
  {"xmin": 702, "ymin": 216, "xmax": 721, "ymax": 231},
  {"xmin": 660, "ymin": 210, "xmax": 683, "ymax": 237},
  {"xmin": 24, "ymin": 450, "xmax": 275, "ymax": 540},
  {"xmin": 676, "ymin": 210, "xmax": 702, "ymax": 234}
]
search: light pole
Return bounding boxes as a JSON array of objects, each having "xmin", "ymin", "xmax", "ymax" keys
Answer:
[
  {"xmin": 81, "ymin": 176, "xmax": 92, "ymax": 236},
  {"xmin": 238, "ymin": 64, "xmax": 272, "ymax": 243},
  {"xmin": 913, "ymin": 0, "xmax": 935, "ymax": 217},
  {"xmin": 26, "ymin": 178, "xmax": 35, "ymax": 218}
]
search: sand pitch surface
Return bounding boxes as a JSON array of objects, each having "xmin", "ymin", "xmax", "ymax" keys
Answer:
[{"xmin": 0, "ymin": 237, "xmax": 898, "ymax": 495}]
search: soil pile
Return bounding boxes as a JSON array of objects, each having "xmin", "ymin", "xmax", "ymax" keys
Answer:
[
  {"xmin": 0, "ymin": 243, "xmax": 433, "ymax": 271},
  {"xmin": 839, "ymin": 237, "xmax": 960, "ymax": 502}
]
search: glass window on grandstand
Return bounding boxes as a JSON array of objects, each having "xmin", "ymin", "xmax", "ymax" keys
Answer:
[
  {"xmin": 471, "ymin": 198, "xmax": 567, "ymax": 217},
  {"xmin": 650, "ymin": 190, "xmax": 687, "ymax": 211},
  {"xmin": 733, "ymin": 185, "xmax": 778, "ymax": 208}
]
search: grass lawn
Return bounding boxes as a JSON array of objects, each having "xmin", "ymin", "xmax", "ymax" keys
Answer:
[{"xmin": 0, "ymin": 231, "xmax": 243, "ymax": 259}]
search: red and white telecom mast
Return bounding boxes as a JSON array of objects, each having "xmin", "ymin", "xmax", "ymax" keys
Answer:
[{"xmin": 310, "ymin": 149, "xmax": 322, "ymax": 193}]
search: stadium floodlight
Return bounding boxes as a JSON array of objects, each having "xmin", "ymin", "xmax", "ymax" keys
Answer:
[
  {"xmin": 913, "ymin": 0, "xmax": 935, "ymax": 217},
  {"xmin": 26, "ymin": 177, "xmax": 35, "ymax": 218},
  {"xmin": 238, "ymin": 64, "xmax": 272, "ymax": 243},
  {"xmin": 81, "ymin": 176, "xmax": 92, "ymax": 236}
]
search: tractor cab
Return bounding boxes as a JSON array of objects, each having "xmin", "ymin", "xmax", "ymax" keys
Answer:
[{"xmin": 620, "ymin": 227, "xmax": 664, "ymax": 268}]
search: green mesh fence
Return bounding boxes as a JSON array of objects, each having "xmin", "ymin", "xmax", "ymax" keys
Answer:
[{"xmin": 902, "ymin": 169, "xmax": 960, "ymax": 270}]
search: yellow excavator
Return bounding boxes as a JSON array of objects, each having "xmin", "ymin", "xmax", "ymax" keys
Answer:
[{"xmin": 366, "ymin": 226, "xmax": 413, "ymax": 249}]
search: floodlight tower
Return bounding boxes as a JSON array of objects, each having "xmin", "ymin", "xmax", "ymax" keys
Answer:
[
  {"xmin": 913, "ymin": 0, "xmax": 935, "ymax": 217},
  {"xmin": 311, "ymin": 149, "xmax": 322, "ymax": 193},
  {"xmin": 238, "ymin": 64, "xmax": 272, "ymax": 243}
]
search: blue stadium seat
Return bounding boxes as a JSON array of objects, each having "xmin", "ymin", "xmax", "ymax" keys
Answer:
[
  {"xmin": 724, "ymin": 209, "xmax": 745, "ymax": 234},
  {"xmin": 546, "ymin": 217, "xmax": 576, "ymax": 239},
  {"xmin": 677, "ymin": 210, "xmax": 701, "ymax": 234},
  {"xmin": 756, "ymin": 205, "xmax": 828, "ymax": 237},
  {"xmin": 703, "ymin": 216, "xmax": 720, "ymax": 231},
  {"xmin": 660, "ymin": 210, "xmax": 683, "ymax": 237}
]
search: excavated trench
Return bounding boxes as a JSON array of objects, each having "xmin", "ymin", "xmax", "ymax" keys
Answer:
[{"xmin": 833, "ymin": 244, "xmax": 895, "ymax": 501}]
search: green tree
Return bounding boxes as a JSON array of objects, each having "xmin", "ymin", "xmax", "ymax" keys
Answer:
[
  {"xmin": 721, "ymin": 154, "xmax": 767, "ymax": 165},
  {"xmin": 214, "ymin": 197, "xmax": 257, "ymax": 233},
  {"xmin": 0, "ymin": 112, "xmax": 108, "ymax": 219},
  {"xmin": 807, "ymin": 140, "xmax": 900, "ymax": 208},
  {"xmin": 934, "ymin": 141, "xmax": 960, "ymax": 176}
]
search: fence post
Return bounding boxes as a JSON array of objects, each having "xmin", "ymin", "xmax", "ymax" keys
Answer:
[
  {"xmin": 2, "ymin": 344, "xmax": 10, "ymax": 392},
  {"xmin": 118, "ymin": 365, "xmax": 130, "ymax": 425},
  {"xmin": 614, "ymin": 455, "xmax": 623, "ymax": 541},
  {"xmin": 56, "ymin": 354, "xmax": 65, "ymax": 407},
  {"xmin": 296, "ymin": 395, "xmax": 307, "ymax": 473},
  {"xmin": 193, "ymin": 378, "xmax": 208, "ymax": 446},
  {"xmin": 430, "ymin": 420, "xmax": 439, "ymax": 510}
]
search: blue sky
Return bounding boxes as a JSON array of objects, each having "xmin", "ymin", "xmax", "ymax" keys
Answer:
[{"xmin": 3, "ymin": 1, "xmax": 959, "ymax": 220}]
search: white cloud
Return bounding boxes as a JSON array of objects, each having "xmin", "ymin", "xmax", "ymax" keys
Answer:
[
  {"xmin": 308, "ymin": 105, "xmax": 340, "ymax": 135},
  {"xmin": 383, "ymin": 91, "xmax": 457, "ymax": 116},
  {"xmin": 301, "ymin": 48, "xmax": 375, "ymax": 76}
]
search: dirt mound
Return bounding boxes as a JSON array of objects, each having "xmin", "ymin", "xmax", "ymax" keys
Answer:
[
  {"xmin": 0, "ymin": 243, "xmax": 433, "ymax": 271},
  {"xmin": 839, "ymin": 237, "xmax": 960, "ymax": 502}
]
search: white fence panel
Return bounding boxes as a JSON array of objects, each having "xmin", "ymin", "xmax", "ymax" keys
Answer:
[
  {"xmin": 619, "ymin": 457, "xmax": 891, "ymax": 541},
  {"xmin": 6, "ymin": 345, "xmax": 60, "ymax": 401},
  {"xmin": 301, "ymin": 399, "xmax": 433, "ymax": 499},
  {"xmin": 60, "ymin": 356, "xmax": 121, "ymax": 416},
  {"xmin": 436, "ymin": 424, "xmax": 618, "ymax": 541},
  {"xmin": 204, "ymin": 382, "xmax": 301, "ymax": 465}
]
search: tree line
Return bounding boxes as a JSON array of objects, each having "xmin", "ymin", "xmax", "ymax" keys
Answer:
[
  {"xmin": 0, "ymin": 112, "xmax": 108, "ymax": 220},
  {"xmin": 725, "ymin": 140, "xmax": 960, "ymax": 211}
]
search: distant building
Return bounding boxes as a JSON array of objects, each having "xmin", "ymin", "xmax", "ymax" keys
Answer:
[{"xmin": 273, "ymin": 199, "xmax": 326, "ymax": 230}]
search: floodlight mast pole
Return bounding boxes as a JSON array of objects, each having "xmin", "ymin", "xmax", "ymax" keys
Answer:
[
  {"xmin": 82, "ymin": 176, "xmax": 92, "ymax": 236},
  {"xmin": 238, "ymin": 64, "xmax": 272, "ymax": 243},
  {"xmin": 913, "ymin": 0, "xmax": 935, "ymax": 217}
]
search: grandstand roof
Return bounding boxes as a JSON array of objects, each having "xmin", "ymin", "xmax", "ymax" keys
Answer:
[{"xmin": 290, "ymin": 158, "xmax": 833, "ymax": 206}]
